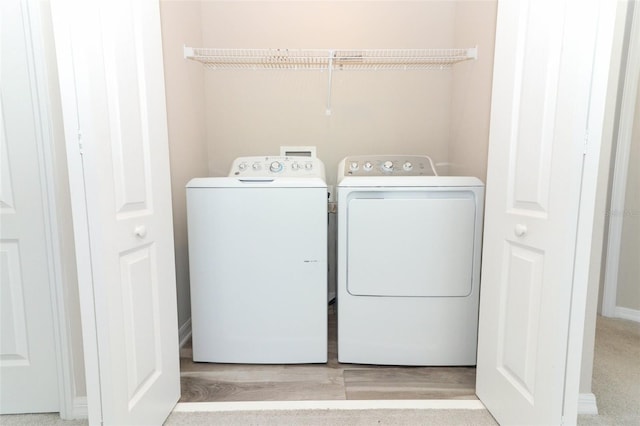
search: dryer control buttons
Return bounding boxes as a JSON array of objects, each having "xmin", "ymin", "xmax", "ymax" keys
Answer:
[
  {"xmin": 305, "ymin": 162, "xmax": 313, "ymax": 170},
  {"xmin": 291, "ymin": 162, "xmax": 300, "ymax": 171},
  {"xmin": 270, "ymin": 161, "xmax": 283, "ymax": 173},
  {"xmin": 341, "ymin": 155, "xmax": 437, "ymax": 177},
  {"xmin": 238, "ymin": 162, "xmax": 248, "ymax": 171},
  {"xmin": 252, "ymin": 162, "xmax": 262, "ymax": 170}
]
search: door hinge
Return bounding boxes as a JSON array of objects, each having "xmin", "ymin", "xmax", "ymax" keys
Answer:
[
  {"xmin": 583, "ymin": 129, "xmax": 589, "ymax": 155},
  {"xmin": 77, "ymin": 129, "xmax": 84, "ymax": 155}
]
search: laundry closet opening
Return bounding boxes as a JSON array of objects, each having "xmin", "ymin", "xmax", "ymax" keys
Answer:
[{"xmin": 160, "ymin": 0, "xmax": 497, "ymax": 405}]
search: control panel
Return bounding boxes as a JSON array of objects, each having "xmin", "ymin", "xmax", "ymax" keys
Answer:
[
  {"xmin": 342, "ymin": 155, "xmax": 437, "ymax": 177},
  {"xmin": 229, "ymin": 156, "xmax": 323, "ymax": 178}
]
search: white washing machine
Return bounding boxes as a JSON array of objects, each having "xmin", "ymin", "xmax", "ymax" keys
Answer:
[
  {"xmin": 186, "ymin": 156, "xmax": 327, "ymax": 364},
  {"xmin": 337, "ymin": 155, "xmax": 484, "ymax": 366}
]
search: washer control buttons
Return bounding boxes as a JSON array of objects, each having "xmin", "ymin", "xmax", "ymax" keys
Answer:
[
  {"xmin": 270, "ymin": 161, "xmax": 283, "ymax": 173},
  {"xmin": 363, "ymin": 161, "xmax": 373, "ymax": 171},
  {"xmin": 349, "ymin": 161, "xmax": 359, "ymax": 171},
  {"xmin": 382, "ymin": 160, "xmax": 394, "ymax": 172},
  {"xmin": 232, "ymin": 156, "xmax": 321, "ymax": 177},
  {"xmin": 403, "ymin": 161, "xmax": 413, "ymax": 171}
]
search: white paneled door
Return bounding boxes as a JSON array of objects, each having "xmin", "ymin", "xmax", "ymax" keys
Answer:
[
  {"xmin": 0, "ymin": 0, "xmax": 60, "ymax": 414},
  {"xmin": 476, "ymin": 0, "xmax": 616, "ymax": 424},
  {"xmin": 51, "ymin": 0, "xmax": 180, "ymax": 424}
]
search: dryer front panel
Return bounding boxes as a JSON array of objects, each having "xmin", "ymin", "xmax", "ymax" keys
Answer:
[{"xmin": 346, "ymin": 191, "xmax": 477, "ymax": 297}]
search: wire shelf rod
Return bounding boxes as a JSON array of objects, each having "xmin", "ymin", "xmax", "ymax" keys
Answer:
[{"xmin": 183, "ymin": 46, "xmax": 478, "ymax": 113}]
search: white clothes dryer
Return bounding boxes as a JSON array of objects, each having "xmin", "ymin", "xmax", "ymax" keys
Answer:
[
  {"xmin": 337, "ymin": 155, "xmax": 484, "ymax": 366},
  {"xmin": 186, "ymin": 156, "xmax": 327, "ymax": 364}
]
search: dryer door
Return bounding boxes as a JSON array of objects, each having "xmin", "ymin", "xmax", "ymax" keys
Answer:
[{"xmin": 346, "ymin": 190, "xmax": 478, "ymax": 297}]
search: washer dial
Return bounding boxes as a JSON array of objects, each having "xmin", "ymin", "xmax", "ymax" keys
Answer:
[{"xmin": 270, "ymin": 161, "xmax": 283, "ymax": 173}]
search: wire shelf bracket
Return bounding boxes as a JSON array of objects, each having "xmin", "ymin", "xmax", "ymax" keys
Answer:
[{"xmin": 183, "ymin": 46, "xmax": 478, "ymax": 114}]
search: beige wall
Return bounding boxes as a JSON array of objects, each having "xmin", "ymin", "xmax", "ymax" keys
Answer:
[
  {"xmin": 616, "ymin": 80, "xmax": 640, "ymax": 310},
  {"xmin": 450, "ymin": 1, "xmax": 497, "ymax": 181},
  {"xmin": 160, "ymin": 0, "xmax": 208, "ymax": 334},
  {"xmin": 199, "ymin": 0, "xmax": 490, "ymax": 184},
  {"xmin": 161, "ymin": 0, "xmax": 497, "ymax": 331}
]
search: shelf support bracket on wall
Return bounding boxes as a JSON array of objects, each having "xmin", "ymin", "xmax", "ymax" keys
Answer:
[{"xmin": 326, "ymin": 50, "xmax": 334, "ymax": 116}]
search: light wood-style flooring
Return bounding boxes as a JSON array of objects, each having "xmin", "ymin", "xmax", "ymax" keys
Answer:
[{"xmin": 180, "ymin": 304, "xmax": 478, "ymax": 402}]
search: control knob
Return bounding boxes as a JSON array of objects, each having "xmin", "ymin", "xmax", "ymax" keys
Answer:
[
  {"xmin": 382, "ymin": 160, "xmax": 394, "ymax": 172},
  {"xmin": 291, "ymin": 162, "xmax": 299, "ymax": 171},
  {"xmin": 238, "ymin": 162, "xmax": 248, "ymax": 171},
  {"xmin": 403, "ymin": 161, "xmax": 413, "ymax": 171},
  {"xmin": 305, "ymin": 162, "xmax": 313, "ymax": 170},
  {"xmin": 363, "ymin": 161, "xmax": 373, "ymax": 171},
  {"xmin": 270, "ymin": 161, "xmax": 283, "ymax": 173},
  {"xmin": 349, "ymin": 161, "xmax": 359, "ymax": 171}
]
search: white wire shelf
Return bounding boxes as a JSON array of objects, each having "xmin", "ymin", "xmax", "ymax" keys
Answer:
[
  {"xmin": 183, "ymin": 46, "xmax": 478, "ymax": 115},
  {"xmin": 183, "ymin": 47, "xmax": 478, "ymax": 70}
]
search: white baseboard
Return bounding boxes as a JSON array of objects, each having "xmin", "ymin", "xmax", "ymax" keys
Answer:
[
  {"xmin": 179, "ymin": 318, "xmax": 192, "ymax": 348},
  {"xmin": 578, "ymin": 393, "xmax": 598, "ymax": 415},
  {"xmin": 174, "ymin": 399, "xmax": 487, "ymax": 412},
  {"xmin": 70, "ymin": 396, "xmax": 88, "ymax": 419},
  {"xmin": 615, "ymin": 306, "xmax": 640, "ymax": 323}
]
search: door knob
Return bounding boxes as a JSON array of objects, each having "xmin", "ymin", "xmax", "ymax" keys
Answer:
[
  {"xmin": 134, "ymin": 225, "xmax": 147, "ymax": 238},
  {"xmin": 514, "ymin": 224, "xmax": 528, "ymax": 237}
]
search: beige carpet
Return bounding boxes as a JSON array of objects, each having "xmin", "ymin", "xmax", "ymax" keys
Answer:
[{"xmin": 578, "ymin": 315, "xmax": 640, "ymax": 425}]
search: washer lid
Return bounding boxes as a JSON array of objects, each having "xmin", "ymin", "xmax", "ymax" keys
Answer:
[{"xmin": 186, "ymin": 177, "xmax": 327, "ymax": 189}]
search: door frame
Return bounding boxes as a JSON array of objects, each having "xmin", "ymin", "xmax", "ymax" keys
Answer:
[
  {"xmin": 17, "ymin": 0, "xmax": 80, "ymax": 419},
  {"xmin": 38, "ymin": 0, "xmax": 622, "ymax": 423},
  {"xmin": 602, "ymin": 1, "xmax": 640, "ymax": 320},
  {"xmin": 563, "ymin": 0, "xmax": 620, "ymax": 422}
]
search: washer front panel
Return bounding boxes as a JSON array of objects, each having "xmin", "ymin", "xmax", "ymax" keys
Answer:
[{"xmin": 187, "ymin": 185, "xmax": 328, "ymax": 363}]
